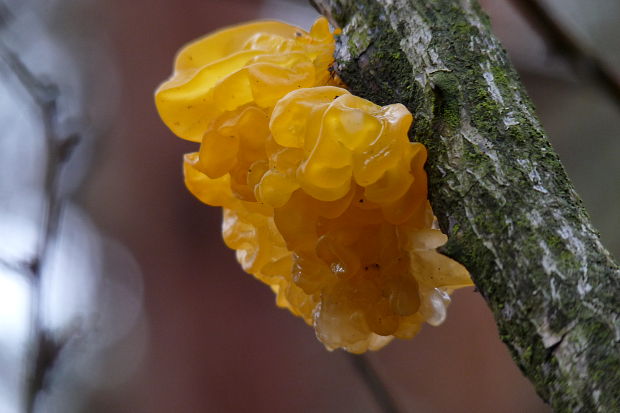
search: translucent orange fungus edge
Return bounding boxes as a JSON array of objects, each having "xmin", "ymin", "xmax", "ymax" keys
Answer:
[{"xmin": 155, "ymin": 17, "xmax": 473, "ymax": 353}]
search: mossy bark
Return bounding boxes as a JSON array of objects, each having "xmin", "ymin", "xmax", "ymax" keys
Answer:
[{"xmin": 311, "ymin": 0, "xmax": 620, "ymax": 411}]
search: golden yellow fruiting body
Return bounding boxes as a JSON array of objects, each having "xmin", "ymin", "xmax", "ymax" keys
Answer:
[
  {"xmin": 156, "ymin": 18, "xmax": 335, "ymax": 142},
  {"xmin": 156, "ymin": 17, "xmax": 472, "ymax": 353}
]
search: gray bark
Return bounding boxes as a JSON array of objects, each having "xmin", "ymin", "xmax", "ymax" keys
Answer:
[{"xmin": 310, "ymin": 0, "xmax": 620, "ymax": 411}]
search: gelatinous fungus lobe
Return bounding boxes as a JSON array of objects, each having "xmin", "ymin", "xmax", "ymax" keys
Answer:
[{"xmin": 155, "ymin": 17, "xmax": 472, "ymax": 353}]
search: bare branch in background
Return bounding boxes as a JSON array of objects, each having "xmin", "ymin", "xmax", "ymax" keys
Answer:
[
  {"xmin": 348, "ymin": 354, "xmax": 400, "ymax": 413},
  {"xmin": 0, "ymin": 1, "xmax": 12, "ymax": 28},
  {"xmin": 0, "ymin": 38, "xmax": 80, "ymax": 413},
  {"xmin": 509, "ymin": 0, "xmax": 620, "ymax": 108}
]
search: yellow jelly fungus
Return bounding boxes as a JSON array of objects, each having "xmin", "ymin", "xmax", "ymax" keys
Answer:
[
  {"xmin": 156, "ymin": 17, "xmax": 335, "ymax": 142},
  {"xmin": 156, "ymin": 17, "xmax": 473, "ymax": 353}
]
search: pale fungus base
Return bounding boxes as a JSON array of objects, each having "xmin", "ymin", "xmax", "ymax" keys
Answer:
[{"xmin": 156, "ymin": 17, "xmax": 472, "ymax": 353}]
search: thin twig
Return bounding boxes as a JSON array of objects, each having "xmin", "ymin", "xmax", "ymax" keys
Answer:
[
  {"xmin": 0, "ymin": 40, "xmax": 79, "ymax": 413},
  {"xmin": 348, "ymin": 354, "xmax": 400, "ymax": 413},
  {"xmin": 0, "ymin": 2, "xmax": 12, "ymax": 30},
  {"xmin": 0, "ymin": 257, "xmax": 32, "ymax": 276},
  {"xmin": 509, "ymin": 0, "xmax": 620, "ymax": 108}
]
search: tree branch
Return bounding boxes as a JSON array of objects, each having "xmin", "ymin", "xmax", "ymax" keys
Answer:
[
  {"xmin": 0, "ymin": 39, "xmax": 79, "ymax": 413},
  {"xmin": 310, "ymin": 0, "xmax": 620, "ymax": 411},
  {"xmin": 509, "ymin": 0, "xmax": 620, "ymax": 109},
  {"xmin": 348, "ymin": 354, "xmax": 400, "ymax": 413}
]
